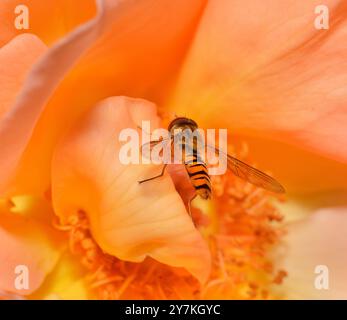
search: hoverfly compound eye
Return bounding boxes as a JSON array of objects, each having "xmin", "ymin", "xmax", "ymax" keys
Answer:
[
  {"xmin": 168, "ymin": 117, "xmax": 198, "ymax": 132},
  {"xmin": 188, "ymin": 118, "xmax": 198, "ymax": 128}
]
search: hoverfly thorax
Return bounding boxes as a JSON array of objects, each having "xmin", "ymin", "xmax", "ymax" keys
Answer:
[{"xmin": 168, "ymin": 117, "xmax": 203, "ymax": 162}]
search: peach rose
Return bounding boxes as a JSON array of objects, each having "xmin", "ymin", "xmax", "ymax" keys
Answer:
[{"xmin": 0, "ymin": 0, "xmax": 346, "ymax": 299}]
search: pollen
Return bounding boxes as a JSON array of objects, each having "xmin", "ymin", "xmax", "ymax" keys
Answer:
[{"xmin": 56, "ymin": 143, "xmax": 286, "ymax": 300}]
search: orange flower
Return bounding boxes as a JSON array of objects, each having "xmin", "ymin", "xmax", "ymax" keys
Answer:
[{"xmin": 0, "ymin": 0, "xmax": 347, "ymax": 299}]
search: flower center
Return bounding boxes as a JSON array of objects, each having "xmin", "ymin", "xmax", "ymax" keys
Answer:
[{"xmin": 57, "ymin": 142, "xmax": 286, "ymax": 299}]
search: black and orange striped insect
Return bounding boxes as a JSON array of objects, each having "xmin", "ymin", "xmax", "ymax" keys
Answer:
[{"xmin": 139, "ymin": 117, "xmax": 285, "ymax": 214}]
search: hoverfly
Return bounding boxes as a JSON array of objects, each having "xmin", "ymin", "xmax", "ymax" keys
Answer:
[{"xmin": 139, "ymin": 117, "xmax": 285, "ymax": 212}]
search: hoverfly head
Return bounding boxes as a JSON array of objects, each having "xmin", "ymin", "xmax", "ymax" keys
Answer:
[{"xmin": 168, "ymin": 117, "xmax": 198, "ymax": 134}]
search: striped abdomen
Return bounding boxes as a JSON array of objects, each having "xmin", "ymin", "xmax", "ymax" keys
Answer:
[{"xmin": 184, "ymin": 149, "xmax": 211, "ymax": 200}]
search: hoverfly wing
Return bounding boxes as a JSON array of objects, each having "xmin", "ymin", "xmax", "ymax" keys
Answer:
[
  {"xmin": 140, "ymin": 132, "xmax": 184, "ymax": 163},
  {"xmin": 140, "ymin": 138, "xmax": 171, "ymax": 161},
  {"xmin": 227, "ymin": 156, "xmax": 285, "ymax": 193},
  {"xmin": 206, "ymin": 145, "xmax": 285, "ymax": 194}
]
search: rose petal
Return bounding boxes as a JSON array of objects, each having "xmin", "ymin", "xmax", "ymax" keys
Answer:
[
  {"xmin": 0, "ymin": 0, "xmax": 97, "ymax": 46},
  {"xmin": 0, "ymin": 34, "xmax": 46, "ymax": 118},
  {"xmin": 0, "ymin": 0, "xmax": 206, "ymax": 197},
  {"xmin": 0, "ymin": 197, "xmax": 66, "ymax": 295},
  {"xmin": 168, "ymin": 0, "xmax": 347, "ymax": 163},
  {"xmin": 273, "ymin": 206, "xmax": 347, "ymax": 299},
  {"xmin": 52, "ymin": 96, "xmax": 211, "ymax": 283},
  {"xmin": 0, "ymin": 33, "xmax": 48, "ymax": 196}
]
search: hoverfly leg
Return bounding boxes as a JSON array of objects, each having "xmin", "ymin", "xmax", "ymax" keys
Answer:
[{"xmin": 138, "ymin": 164, "xmax": 168, "ymax": 184}]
